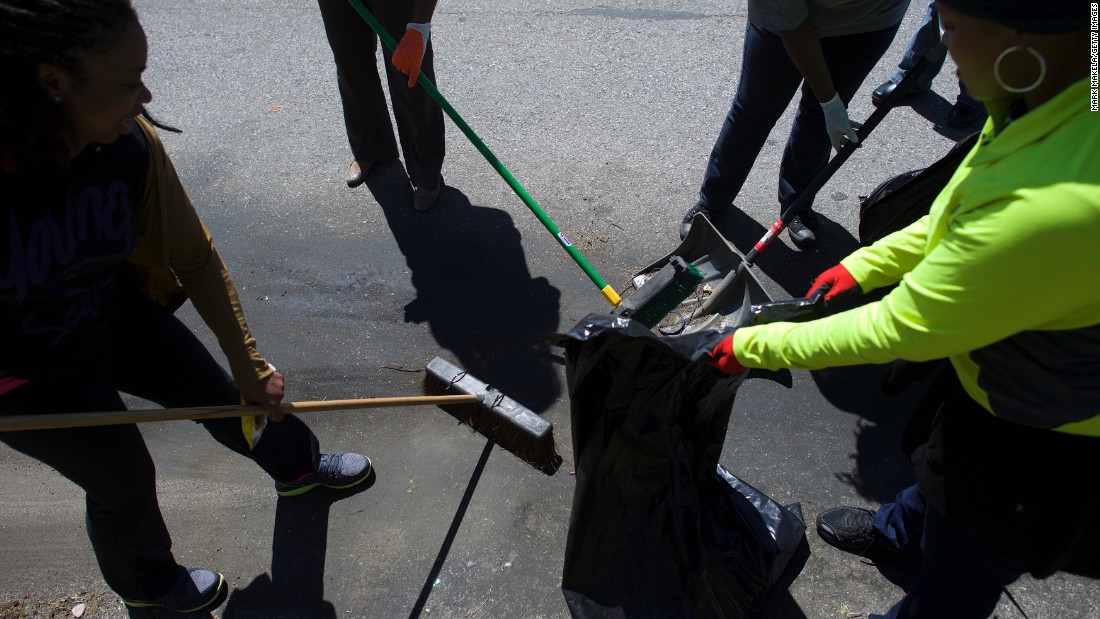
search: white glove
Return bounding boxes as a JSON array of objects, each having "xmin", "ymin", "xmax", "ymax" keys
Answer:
[{"xmin": 820, "ymin": 93, "xmax": 859, "ymax": 152}]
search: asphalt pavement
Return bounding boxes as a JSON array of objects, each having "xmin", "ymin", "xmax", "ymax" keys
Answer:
[{"xmin": 1, "ymin": 1, "xmax": 1098, "ymax": 618}]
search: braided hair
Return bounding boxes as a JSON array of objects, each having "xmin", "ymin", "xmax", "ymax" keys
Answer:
[{"xmin": 0, "ymin": 0, "xmax": 172, "ymax": 171}]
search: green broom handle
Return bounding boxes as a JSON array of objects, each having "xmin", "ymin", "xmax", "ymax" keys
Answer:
[{"xmin": 345, "ymin": 0, "xmax": 621, "ymax": 307}]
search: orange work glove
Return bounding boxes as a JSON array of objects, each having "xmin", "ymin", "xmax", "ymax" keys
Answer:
[
  {"xmin": 706, "ymin": 335, "xmax": 746, "ymax": 374},
  {"xmin": 392, "ymin": 23, "xmax": 431, "ymax": 88},
  {"xmin": 806, "ymin": 264, "xmax": 859, "ymax": 301}
]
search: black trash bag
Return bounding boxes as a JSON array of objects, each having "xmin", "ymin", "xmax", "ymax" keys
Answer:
[
  {"xmin": 557, "ymin": 314, "xmax": 806, "ymax": 619},
  {"xmin": 858, "ymin": 131, "xmax": 979, "ymax": 246},
  {"xmin": 744, "ymin": 292, "xmax": 829, "ymax": 327}
]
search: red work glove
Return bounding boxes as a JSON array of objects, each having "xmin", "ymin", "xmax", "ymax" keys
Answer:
[
  {"xmin": 706, "ymin": 335, "xmax": 746, "ymax": 374},
  {"xmin": 806, "ymin": 264, "xmax": 859, "ymax": 301},
  {"xmin": 392, "ymin": 23, "xmax": 431, "ymax": 88}
]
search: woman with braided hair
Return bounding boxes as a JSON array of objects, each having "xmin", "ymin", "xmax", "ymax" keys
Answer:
[{"xmin": 1, "ymin": 1, "xmax": 371, "ymax": 612}]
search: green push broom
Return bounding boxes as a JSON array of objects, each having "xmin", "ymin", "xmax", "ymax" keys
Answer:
[{"xmin": 346, "ymin": 0, "xmax": 701, "ymax": 319}]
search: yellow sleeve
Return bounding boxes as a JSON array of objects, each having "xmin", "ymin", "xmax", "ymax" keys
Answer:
[
  {"xmin": 138, "ymin": 118, "xmax": 272, "ymax": 387},
  {"xmin": 736, "ymin": 184, "xmax": 1100, "ymax": 372},
  {"xmin": 841, "ymin": 213, "xmax": 931, "ymax": 293}
]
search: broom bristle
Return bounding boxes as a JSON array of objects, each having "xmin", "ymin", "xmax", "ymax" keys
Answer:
[
  {"xmin": 422, "ymin": 368, "xmax": 560, "ymax": 474},
  {"xmin": 618, "ymin": 257, "xmax": 705, "ymax": 329}
]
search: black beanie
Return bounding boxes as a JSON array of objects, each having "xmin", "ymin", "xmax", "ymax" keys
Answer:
[{"xmin": 936, "ymin": 0, "xmax": 1089, "ymax": 33}]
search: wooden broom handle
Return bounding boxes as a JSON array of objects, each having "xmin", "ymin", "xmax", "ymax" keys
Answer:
[{"xmin": 0, "ymin": 395, "xmax": 479, "ymax": 432}]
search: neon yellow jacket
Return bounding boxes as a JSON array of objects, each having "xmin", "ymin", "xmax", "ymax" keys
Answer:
[{"xmin": 735, "ymin": 78, "xmax": 1100, "ymax": 436}]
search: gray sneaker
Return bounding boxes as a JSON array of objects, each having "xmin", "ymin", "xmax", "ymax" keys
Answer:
[
  {"xmin": 121, "ymin": 567, "xmax": 226, "ymax": 613},
  {"xmin": 275, "ymin": 452, "xmax": 372, "ymax": 497}
]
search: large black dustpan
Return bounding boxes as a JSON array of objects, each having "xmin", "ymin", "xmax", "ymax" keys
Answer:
[
  {"xmin": 624, "ymin": 214, "xmax": 773, "ymax": 334},
  {"xmin": 625, "ymin": 44, "xmax": 949, "ymax": 334}
]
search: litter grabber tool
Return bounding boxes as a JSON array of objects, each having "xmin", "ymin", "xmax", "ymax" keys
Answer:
[
  {"xmin": 345, "ymin": 0, "xmax": 620, "ymax": 308},
  {"xmin": 0, "ymin": 395, "xmax": 479, "ymax": 433},
  {"xmin": 744, "ymin": 44, "xmax": 948, "ymax": 258},
  {"xmin": 623, "ymin": 44, "xmax": 949, "ymax": 334}
]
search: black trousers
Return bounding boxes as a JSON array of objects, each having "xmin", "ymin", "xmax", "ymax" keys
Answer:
[
  {"xmin": 905, "ymin": 366, "xmax": 1100, "ymax": 579},
  {"xmin": 0, "ymin": 293, "xmax": 319, "ymax": 601},
  {"xmin": 317, "ymin": 0, "xmax": 446, "ymax": 187}
]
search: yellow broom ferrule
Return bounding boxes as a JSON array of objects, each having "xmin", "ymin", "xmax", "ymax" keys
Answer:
[{"xmin": 601, "ymin": 285, "xmax": 622, "ymax": 307}]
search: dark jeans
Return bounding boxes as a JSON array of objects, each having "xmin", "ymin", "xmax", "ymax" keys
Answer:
[
  {"xmin": 869, "ymin": 485, "xmax": 1028, "ymax": 619},
  {"xmin": 699, "ymin": 21, "xmax": 900, "ymax": 214},
  {"xmin": 890, "ymin": 2, "xmax": 974, "ymax": 103},
  {"xmin": 0, "ymin": 292, "xmax": 319, "ymax": 601},
  {"xmin": 317, "ymin": 0, "xmax": 446, "ymax": 188}
]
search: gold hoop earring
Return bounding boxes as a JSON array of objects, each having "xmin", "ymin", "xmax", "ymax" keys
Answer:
[{"xmin": 994, "ymin": 46, "xmax": 1046, "ymax": 94}]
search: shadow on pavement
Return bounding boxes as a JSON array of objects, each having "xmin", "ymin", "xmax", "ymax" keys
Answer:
[
  {"xmin": 364, "ymin": 164, "xmax": 563, "ymax": 416},
  {"xmin": 873, "ymin": 552, "xmax": 923, "ymax": 591},
  {"xmin": 810, "ymin": 364, "xmax": 923, "ymax": 504},
  {"xmin": 406, "ymin": 439, "xmax": 494, "ymax": 619},
  {"xmin": 218, "ymin": 473, "xmax": 376, "ymax": 618},
  {"xmin": 891, "ymin": 91, "xmax": 985, "ymax": 141},
  {"xmin": 758, "ymin": 538, "xmax": 813, "ymax": 618}
]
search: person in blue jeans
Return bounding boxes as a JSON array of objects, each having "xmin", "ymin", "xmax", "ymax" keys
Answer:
[
  {"xmin": 815, "ymin": 370, "xmax": 1035, "ymax": 619},
  {"xmin": 869, "ymin": 1, "xmax": 986, "ymax": 127},
  {"xmin": 680, "ymin": 0, "xmax": 908, "ymax": 249}
]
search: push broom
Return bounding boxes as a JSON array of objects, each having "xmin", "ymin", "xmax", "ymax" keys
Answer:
[
  {"xmin": 0, "ymin": 359, "xmax": 559, "ymax": 471},
  {"xmin": 0, "ymin": 395, "xmax": 478, "ymax": 432}
]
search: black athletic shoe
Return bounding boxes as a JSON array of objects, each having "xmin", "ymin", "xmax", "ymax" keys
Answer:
[
  {"xmin": 786, "ymin": 212, "xmax": 818, "ymax": 249},
  {"xmin": 680, "ymin": 201, "xmax": 714, "ymax": 240},
  {"xmin": 816, "ymin": 506, "xmax": 879, "ymax": 554},
  {"xmin": 947, "ymin": 93, "xmax": 986, "ymax": 128},
  {"xmin": 871, "ymin": 79, "xmax": 930, "ymax": 107},
  {"xmin": 122, "ymin": 568, "xmax": 227, "ymax": 613}
]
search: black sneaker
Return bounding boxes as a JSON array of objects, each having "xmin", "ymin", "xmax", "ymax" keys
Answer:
[
  {"xmin": 816, "ymin": 506, "xmax": 879, "ymax": 554},
  {"xmin": 871, "ymin": 79, "xmax": 930, "ymax": 107},
  {"xmin": 870, "ymin": 80, "xmax": 898, "ymax": 107},
  {"xmin": 122, "ymin": 567, "xmax": 227, "ymax": 613},
  {"xmin": 947, "ymin": 93, "xmax": 986, "ymax": 128},
  {"xmin": 680, "ymin": 201, "xmax": 714, "ymax": 240},
  {"xmin": 275, "ymin": 452, "xmax": 372, "ymax": 497},
  {"xmin": 786, "ymin": 211, "xmax": 818, "ymax": 249}
]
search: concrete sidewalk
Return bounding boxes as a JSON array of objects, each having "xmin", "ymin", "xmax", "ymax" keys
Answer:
[{"xmin": 1, "ymin": 1, "xmax": 1097, "ymax": 617}]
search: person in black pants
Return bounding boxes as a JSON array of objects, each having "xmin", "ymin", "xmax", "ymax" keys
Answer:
[
  {"xmin": 0, "ymin": 1, "xmax": 371, "ymax": 613},
  {"xmin": 318, "ymin": 0, "xmax": 446, "ymax": 213}
]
